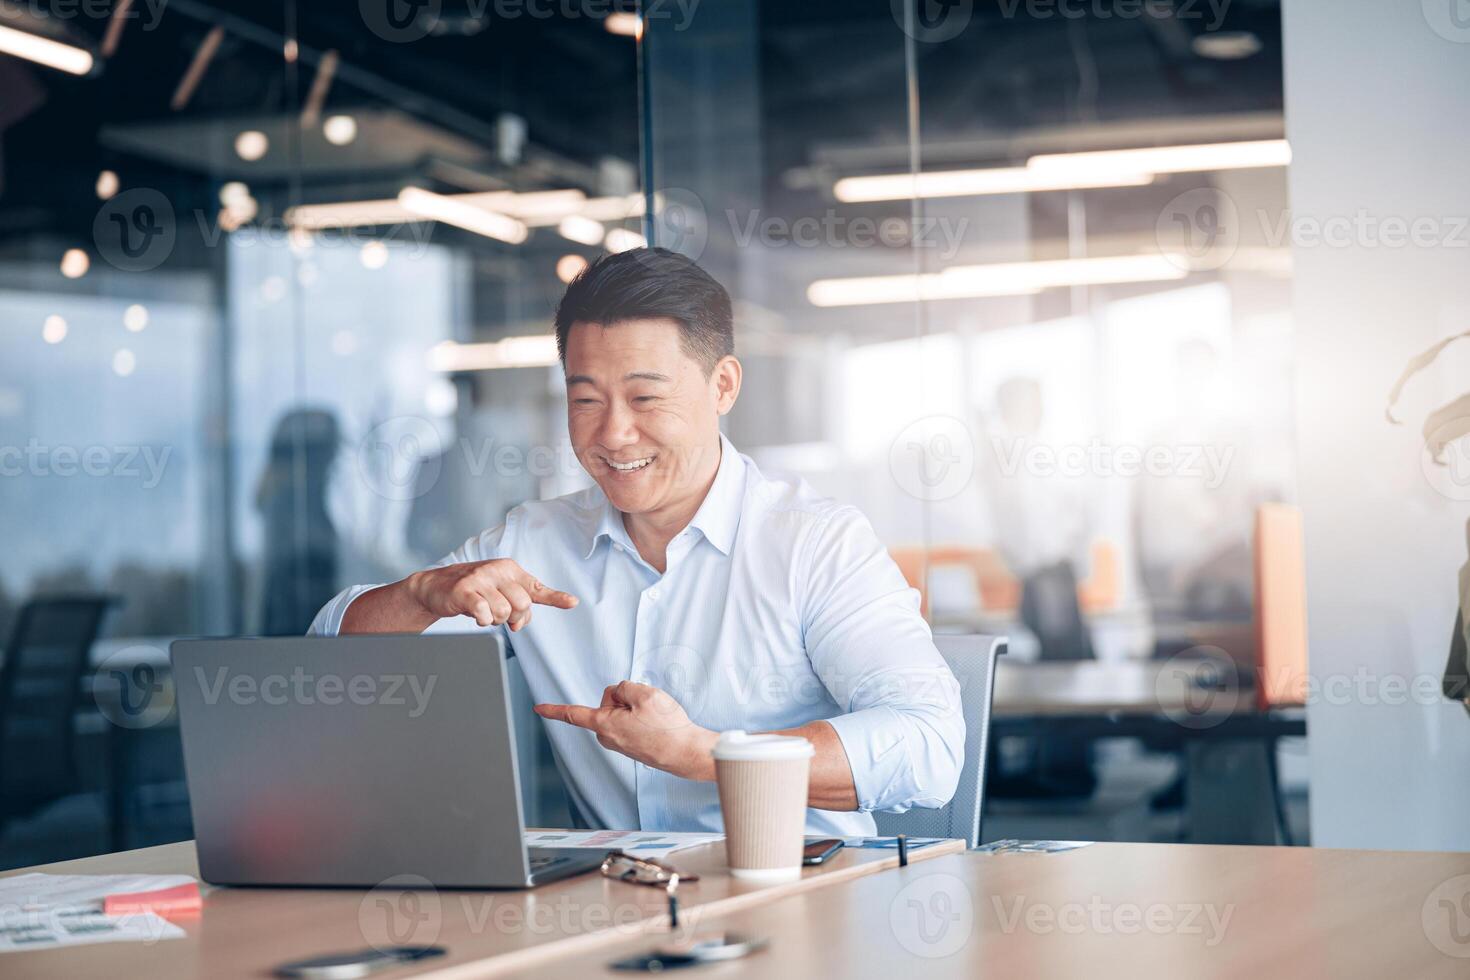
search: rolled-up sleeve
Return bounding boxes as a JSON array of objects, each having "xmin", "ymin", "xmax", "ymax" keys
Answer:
[
  {"xmin": 800, "ymin": 507, "xmax": 965, "ymax": 813},
  {"xmin": 306, "ymin": 523, "xmax": 510, "ymax": 637}
]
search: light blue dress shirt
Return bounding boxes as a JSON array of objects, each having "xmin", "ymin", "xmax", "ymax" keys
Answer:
[{"xmin": 310, "ymin": 435, "xmax": 964, "ymax": 836}]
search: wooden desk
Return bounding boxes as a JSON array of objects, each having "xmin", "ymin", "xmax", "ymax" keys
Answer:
[
  {"xmin": 535, "ymin": 843, "xmax": 1470, "ymax": 979},
  {"xmin": 0, "ymin": 836, "xmax": 962, "ymax": 978}
]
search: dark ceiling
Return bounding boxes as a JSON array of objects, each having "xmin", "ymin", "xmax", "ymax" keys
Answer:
[{"xmin": 0, "ymin": 0, "xmax": 1283, "ymax": 262}]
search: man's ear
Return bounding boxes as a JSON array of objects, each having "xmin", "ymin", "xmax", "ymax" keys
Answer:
[{"xmin": 712, "ymin": 355, "xmax": 742, "ymax": 416}]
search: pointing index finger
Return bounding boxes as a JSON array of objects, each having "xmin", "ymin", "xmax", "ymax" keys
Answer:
[{"xmin": 528, "ymin": 578, "xmax": 579, "ymax": 609}]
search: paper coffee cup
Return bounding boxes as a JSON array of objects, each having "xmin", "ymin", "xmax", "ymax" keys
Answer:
[{"xmin": 712, "ymin": 731, "xmax": 814, "ymax": 882}]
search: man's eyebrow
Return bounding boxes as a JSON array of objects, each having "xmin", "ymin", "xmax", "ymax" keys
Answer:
[{"xmin": 565, "ymin": 371, "xmax": 672, "ymax": 387}]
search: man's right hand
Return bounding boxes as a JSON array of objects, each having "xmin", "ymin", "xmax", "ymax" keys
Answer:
[{"xmin": 405, "ymin": 559, "xmax": 579, "ymax": 631}]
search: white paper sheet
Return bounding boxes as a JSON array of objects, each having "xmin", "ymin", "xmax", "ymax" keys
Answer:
[
  {"xmin": 525, "ymin": 830, "xmax": 725, "ymax": 861},
  {"xmin": 0, "ymin": 873, "xmax": 193, "ymax": 953}
]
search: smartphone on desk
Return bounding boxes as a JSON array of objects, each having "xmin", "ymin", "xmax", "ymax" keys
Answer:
[{"xmin": 802, "ymin": 838, "xmax": 844, "ymax": 866}]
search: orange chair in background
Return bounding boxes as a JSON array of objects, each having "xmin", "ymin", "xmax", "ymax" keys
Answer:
[
  {"xmin": 1253, "ymin": 502, "xmax": 1310, "ymax": 708},
  {"xmin": 890, "ymin": 540, "xmax": 1120, "ymax": 619}
]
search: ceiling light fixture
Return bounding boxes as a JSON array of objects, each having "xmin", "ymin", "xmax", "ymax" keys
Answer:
[
  {"xmin": 557, "ymin": 215, "xmax": 605, "ymax": 246},
  {"xmin": 833, "ymin": 139, "xmax": 1291, "ymax": 203},
  {"xmin": 235, "ymin": 130, "xmax": 270, "ymax": 162},
  {"xmin": 398, "ymin": 187, "xmax": 529, "ymax": 244},
  {"xmin": 806, "ymin": 254, "xmax": 1189, "ymax": 307},
  {"xmin": 0, "ymin": 22, "xmax": 94, "ymax": 75},
  {"xmin": 428, "ymin": 335, "xmax": 559, "ymax": 372}
]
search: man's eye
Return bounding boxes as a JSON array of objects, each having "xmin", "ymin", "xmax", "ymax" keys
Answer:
[
  {"xmin": 573, "ymin": 398, "xmax": 600, "ymax": 406},
  {"xmin": 633, "ymin": 396, "xmax": 658, "ymax": 404}
]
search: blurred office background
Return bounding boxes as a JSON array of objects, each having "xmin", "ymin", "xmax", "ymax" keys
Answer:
[{"xmin": 2, "ymin": 0, "xmax": 1466, "ymax": 868}]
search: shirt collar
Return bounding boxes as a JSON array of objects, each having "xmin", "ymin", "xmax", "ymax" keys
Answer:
[{"xmin": 582, "ymin": 433, "xmax": 745, "ymax": 560}]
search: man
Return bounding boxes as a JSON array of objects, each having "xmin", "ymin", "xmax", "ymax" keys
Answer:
[{"xmin": 310, "ymin": 248, "xmax": 964, "ymax": 836}]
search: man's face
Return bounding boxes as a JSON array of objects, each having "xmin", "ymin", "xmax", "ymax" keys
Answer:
[{"xmin": 564, "ymin": 317, "xmax": 738, "ymax": 518}]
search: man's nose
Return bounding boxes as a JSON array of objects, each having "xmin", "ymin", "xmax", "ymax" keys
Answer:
[{"xmin": 597, "ymin": 402, "xmax": 639, "ymax": 449}]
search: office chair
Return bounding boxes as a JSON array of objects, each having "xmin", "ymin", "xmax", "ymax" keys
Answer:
[
  {"xmin": 873, "ymin": 634, "xmax": 1005, "ymax": 848},
  {"xmin": 0, "ymin": 596, "xmax": 116, "ymax": 837}
]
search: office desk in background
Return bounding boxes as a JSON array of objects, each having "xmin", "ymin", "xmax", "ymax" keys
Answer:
[
  {"xmin": 0, "ymin": 836, "xmax": 963, "ymax": 978},
  {"xmin": 991, "ymin": 658, "xmax": 1305, "ymax": 845}
]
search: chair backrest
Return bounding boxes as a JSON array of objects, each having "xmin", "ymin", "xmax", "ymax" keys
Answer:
[
  {"xmin": 872, "ymin": 633, "xmax": 1005, "ymax": 848},
  {"xmin": 0, "ymin": 596, "xmax": 114, "ymax": 803},
  {"xmin": 1020, "ymin": 562, "xmax": 1094, "ymax": 661}
]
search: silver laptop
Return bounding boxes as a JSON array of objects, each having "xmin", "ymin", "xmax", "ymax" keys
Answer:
[{"xmin": 170, "ymin": 634, "xmax": 605, "ymax": 888}]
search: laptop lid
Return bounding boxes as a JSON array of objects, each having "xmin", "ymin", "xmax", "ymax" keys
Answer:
[{"xmin": 171, "ymin": 633, "xmax": 531, "ymax": 888}]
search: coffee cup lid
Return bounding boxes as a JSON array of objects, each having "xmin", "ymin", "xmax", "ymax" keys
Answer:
[{"xmin": 711, "ymin": 730, "xmax": 815, "ymax": 762}]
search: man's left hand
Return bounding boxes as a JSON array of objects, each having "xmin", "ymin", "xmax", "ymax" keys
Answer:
[{"xmin": 535, "ymin": 681, "xmax": 718, "ymax": 781}]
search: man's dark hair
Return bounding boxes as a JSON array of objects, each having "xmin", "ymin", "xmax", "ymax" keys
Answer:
[{"xmin": 554, "ymin": 247, "xmax": 734, "ymax": 374}]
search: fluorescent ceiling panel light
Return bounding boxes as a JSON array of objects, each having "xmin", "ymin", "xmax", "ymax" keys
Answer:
[
  {"xmin": 834, "ymin": 166, "xmax": 1154, "ymax": 203},
  {"xmin": 1026, "ymin": 139, "xmax": 1292, "ymax": 178},
  {"xmin": 171, "ymin": 25, "xmax": 224, "ymax": 110},
  {"xmin": 0, "ymin": 22, "xmax": 94, "ymax": 75},
  {"xmin": 835, "ymin": 140, "xmax": 1291, "ymax": 203},
  {"xmin": 398, "ymin": 187, "xmax": 528, "ymax": 244},
  {"xmin": 806, "ymin": 254, "xmax": 1188, "ymax": 307},
  {"xmin": 604, "ymin": 227, "xmax": 647, "ymax": 253},
  {"xmin": 429, "ymin": 335, "xmax": 559, "ymax": 372},
  {"xmin": 558, "ymin": 215, "xmax": 605, "ymax": 246},
  {"xmin": 605, "ymin": 12, "xmax": 641, "ymax": 38}
]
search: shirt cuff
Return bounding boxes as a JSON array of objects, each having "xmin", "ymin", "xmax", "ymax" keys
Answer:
[
  {"xmin": 823, "ymin": 705, "xmax": 914, "ymax": 813},
  {"xmin": 306, "ymin": 584, "xmax": 382, "ymax": 636}
]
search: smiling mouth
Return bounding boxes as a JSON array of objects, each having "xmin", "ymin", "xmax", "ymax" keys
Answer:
[{"xmin": 604, "ymin": 455, "xmax": 655, "ymax": 472}]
